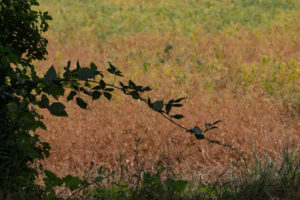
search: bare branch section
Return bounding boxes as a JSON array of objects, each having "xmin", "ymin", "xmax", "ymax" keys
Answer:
[{"xmin": 46, "ymin": 61, "xmax": 235, "ymax": 149}]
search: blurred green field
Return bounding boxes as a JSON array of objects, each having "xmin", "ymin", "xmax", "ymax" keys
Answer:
[
  {"xmin": 39, "ymin": 0, "xmax": 300, "ymax": 41},
  {"xmin": 38, "ymin": 0, "xmax": 300, "ymax": 114}
]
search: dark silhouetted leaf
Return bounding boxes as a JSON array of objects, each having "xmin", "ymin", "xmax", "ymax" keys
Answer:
[
  {"xmin": 105, "ymin": 88, "xmax": 114, "ymax": 92},
  {"xmin": 37, "ymin": 120, "xmax": 47, "ymax": 130},
  {"xmin": 152, "ymin": 100, "xmax": 164, "ymax": 111},
  {"xmin": 77, "ymin": 67, "xmax": 94, "ymax": 80},
  {"xmin": 205, "ymin": 122, "xmax": 212, "ymax": 128},
  {"xmin": 173, "ymin": 97, "xmax": 186, "ymax": 103},
  {"xmin": 92, "ymin": 86, "xmax": 101, "ymax": 90},
  {"xmin": 37, "ymin": 94, "xmax": 49, "ymax": 108},
  {"xmin": 92, "ymin": 91, "xmax": 102, "ymax": 100},
  {"xmin": 119, "ymin": 82, "xmax": 125, "ymax": 88},
  {"xmin": 129, "ymin": 80, "xmax": 136, "ymax": 89},
  {"xmin": 141, "ymin": 86, "xmax": 151, "ymax": 92},
  {"xmin": 63, "ymin": 175, "xmax": 82, "ymax": 191},
  {"xmin": 172, "ymin": 104, "xmax": 183, "ymax": 107},
  {"xmin": 76, "ymin": 60, "xmax": 81, "ymax": 70},
  {"xmin": 100, "ymin": 79, "xmax": 106, "ymax": 89},
  {"xmin": 108, "ymin": 62, "xmax": 116, "ymax": 70},
  {"xmin": 130, "ymin": 91, "xmax": 139, "ymax": 99},
  {"xmin": 64, "ymin": 60, "xmax": 71, "ymax": 72},
  {"xmin": 107, "ymin": 62, "xmax": 123, "ymax": 77},
  {"xmin": 104, "ymin": 92, "xmax": 112, "ymax": 101},
  {"xmin": 171, "ymin": 114, "xmax": 184, "ymax": 119},
  {"xmin": 212, "ymin": 120, "xmax": 222, "ymax": 125},
  {"xmin": 90, "ymin": 62, "xmax": 97, "ymax": 71},
  {"xmin": 166, "ymin": 104, "xmax": 172, "ymax": 114},
  {"xmin": 6, "ymin": 101, "xmax": 19, "ymax": 112},
  {"xmin": 189, "ymin": 126, "xmax": 204, "ymax": 140},
  {"xmin": 48, "ymin": 102, "xmax": 68, "ymax": 116},
  {"xmin": 67, "ymin": 91, "xmax": 77, "ymax": 101},
  {"xmin": 44, "ymin": 84, "xmax": 65, "ymax": 99},
  {"xmin": 44, "ymin": 66, "xmax": 57, "ymax": 81},
  {"xmin": 204, "ymin": 126, "xmax": 218, "ymax": 133},
  {"xmin": 195, "ymin": 133, "xmax": 204, "ymax": 140},
  {"xmin": 76, "ymin": 97, "xmax": 87, "ymax": 109},
  {"xmin": 80, "ymin": 87, "xmax": 92, "ymax": 96},
  {"xmin": 147, "ymin": 97, "xmax": 152, "ymax": 106}
]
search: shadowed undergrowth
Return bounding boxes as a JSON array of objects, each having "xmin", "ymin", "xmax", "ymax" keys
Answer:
[{"xmin": 38, "ymin": 145, "xmax": 300, "ymax": 200}]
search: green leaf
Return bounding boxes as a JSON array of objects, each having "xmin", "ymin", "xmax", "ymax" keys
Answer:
[
  {"xmin": 152, "ymin": 100, "xmax": 163, "ymax": 111},
  {"xmin": 37, "ymin": 94, "xmax": 49, "ymax": 108},
  {"xmin": 37, "ymin": 120, "xmax": 47, "ymax": 130},
  {"xmin": 19, "ymin": 112, "xmax": 38, "ymax": 131},
  {"xmin": 44, "ymin": 66, "xmax": 57, "ymax": 81},
  {"xmin": 67, "ymin": 91, "xmax": 77, "ymax": 101},
  {"xmin": 171, "ymin": 114, "xmax": 184, "ymax": 119},
  {"xmin": 6, "ymin": 102, "xmax": 19, "ymax": 112},
  {"xmin": 76, "ymin": 97, "xmax": 87, "ymax": 109},
  {"xmin": 48, "ymin": 102, "xmax": 68, "ymax": 116},
  {"xmin": 8, "ymin": 52, "xmax": 20, "ymax": 63},
  {"xmin": 1, "ymin": 56, "xmax": 9, "ymax": 67},
  {"xmin": 44, "ymin": 84, "xmax": 65, "ymax": 99},
  {"xmin": 104, "ymin": 92, "xmax": 112, "ymax": 101},
  {"xmin": 165, "ymin": 178, "xmax": 175, "ymax": 191},
  {"xmin": 63, "ymin": 175, "xmax": 82, "ymax": 191},
  {"xmin": 44, "ymin": 170, "xmax": 63, "ymax": 186},
  {"xmin": 174, "ymin": 180, "xmax": 187, "ymax": 193},
  {"xmin": 92, "ymin": 91, "xmax": 102, "ymax": 100}
]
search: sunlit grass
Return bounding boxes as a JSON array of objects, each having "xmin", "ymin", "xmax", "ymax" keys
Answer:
[{"xmin": 37, "ymin": 0, "xmax": 300, "ymax": 114}]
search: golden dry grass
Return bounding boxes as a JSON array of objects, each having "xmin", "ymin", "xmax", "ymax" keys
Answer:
[{"xmin": 35, "ymin": 31, "xmax": 300, "ymax": 183}]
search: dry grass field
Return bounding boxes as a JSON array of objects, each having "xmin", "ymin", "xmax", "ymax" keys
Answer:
[{"xmin": 35, "ymin": 0, "xmax": 300, "ymax": 184}]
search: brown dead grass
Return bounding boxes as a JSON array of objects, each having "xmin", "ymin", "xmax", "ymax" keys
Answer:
[{"xmin": 36, "ymin": 30, "xmax": 300, "ymax": 183}]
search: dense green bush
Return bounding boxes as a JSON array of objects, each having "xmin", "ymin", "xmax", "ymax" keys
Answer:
[
  {"xmin": 0, "ymin": 0, "xmax": 224, "ymax": 199},
  {"xmin": 0, "ymin": 0, "xmax": 52, "ymax": 198}
]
